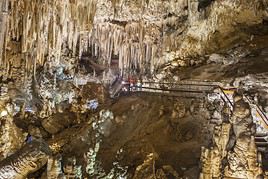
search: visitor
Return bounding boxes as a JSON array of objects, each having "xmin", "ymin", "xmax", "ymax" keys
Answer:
[{"xmin": 137, "ymin": 79, "xmax": 142, "ymax": 91}]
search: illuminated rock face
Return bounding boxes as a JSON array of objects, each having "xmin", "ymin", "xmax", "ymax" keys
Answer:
[
  {"xmin": 1, "ymin": 0, "xmax": 267, "ymax": 79},
  {"xmin": 0, "ymin": 0, "xmax": 8, "ymax": 62},
  {"xmin": 200, "ymin": 95, "xmax": 263, "ymax": 179},
  {"xmin": 0, "ymin": 140, "xmax": 51, "ymax": 179},
  {"xmin": 0, "ymin": 114, "xmax": 24, "ymax": 160},
  {"xmin": 200, "ymin": 123, "xmax": 231, "ymax": 179},
  {"xmin": 0, "ymin": 102, "xmax": 25, "ymax": 161},
  {"xmin": 46, "ymin": 155, "xmax": 64, "ymax": 179},
  {"xmin": 170, "ymin": 0, "xmax": 268, "ymax": 60},
  {"xmin": 224, "ymin": 136, "xmax": 262, "ymax": 179},
  {"xmin": 0, "ymin": 0, "xmax": 268, "ymax": 178},
  {"xmin": 224, "ymin": 97, "xmax": 262, "ymax": 179},
  {"xmin": 1, "ymin": 0, "xmax": 188, "ymax": 78},
  {"xmin": 132, "ymin": 153, "xmax": 159, "ymax": 179}
]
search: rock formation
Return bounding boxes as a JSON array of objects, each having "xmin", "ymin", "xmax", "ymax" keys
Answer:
[
  {"xmin": 133, "ymin": 153, "xmax": 160, "ymax": 179},
  {"xmin": 46, "ymin": 155, "xmax": 65, "ymax": 179},
  {"xmin": 200, "ymin": 92, "xmax": 263, "ymax": 179},
  {"xmin": 224, "ymin": 94, "xmax": 263, "ymax": 179},
  {"xmin": 200, "ymin": 123, "xmax": 231, "ymax": 178},
  {"xmin": 0, "ymin": 100, "xmax": 25, "ymax": 161},
  {"xmin": 0, "ymin": 140, "xmax": 51, "ymax": 179},
  {"xmin": 1, "ymin": 0, "xmax": 267, "ymax": 81},
  {"xmin": 1, "ymin": 0, "xmax": 268, "ymax": 178},
  {"xmin": 224, "ymin": 135, "xmax": 262, "ymax": 179}
]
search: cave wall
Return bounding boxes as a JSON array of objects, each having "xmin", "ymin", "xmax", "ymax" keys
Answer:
[
  {"xmin": 169, "ymin": 0, "xmax": 268, "ymax": 60},
  {"xmin": 0, "ymin": 0, "xmax": 268, "ymax": 79},
  {"xmin": 2, "ymin": 0, "xmax": 189, "ymax": 77}
]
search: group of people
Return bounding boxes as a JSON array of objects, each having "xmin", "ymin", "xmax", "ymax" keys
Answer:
[{"xmin": 121, "ymin": 76, "xmax": 143, "ymax": 92}]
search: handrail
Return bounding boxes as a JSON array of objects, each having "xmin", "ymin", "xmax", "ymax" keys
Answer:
[
  {"xmin": 139, "ymin": 86, "xmax": 208, "ymax": 93},
  {"xmin": 142, "ymin": 81, "xmax": 220, "ymax": 87},
  {"xmin": 256, "ymin": 106, "xmax": 268, "ymax": 126},
  {"xmin": 244, "ymin": 95, "xmax": 268, "ymax": 126},
  {"xmin": 115, "ymin": 81, "xmax": 268, "ymax": 129},
  {"xmin": 218, "ymin": 87, "xmax": 234, "ymax": 108},
  {"xmin": 219, "ymin": 88, "xmax": 268, "ymax": 127}
]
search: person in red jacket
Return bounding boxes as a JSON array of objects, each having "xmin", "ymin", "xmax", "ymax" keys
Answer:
[{"xmin": 129, "ymin": 76, "xmax": 137, "ymax": 91}]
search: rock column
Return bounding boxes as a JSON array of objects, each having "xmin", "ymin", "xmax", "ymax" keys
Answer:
[{"xmin": 200, "ymin": 93, "xmax": 263, "ymax": 178}]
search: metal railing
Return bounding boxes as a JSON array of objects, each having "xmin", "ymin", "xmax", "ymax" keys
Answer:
[
  {"xmin": 115, "ymin": 80, "xmax": 268, "ymax": 131},
  {"xmin": 244, "ymin": 95, "xmax": 268, "ymax": 127}
]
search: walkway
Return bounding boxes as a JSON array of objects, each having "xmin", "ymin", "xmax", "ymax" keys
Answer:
[{"xmin": 111, "ymin": 79, "xmax": 268, "ymax": 149}]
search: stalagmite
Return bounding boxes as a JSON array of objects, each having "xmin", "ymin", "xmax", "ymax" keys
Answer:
[{"xmin": 46, "ymin": 155, "xmax": 65, "ymax": 178}]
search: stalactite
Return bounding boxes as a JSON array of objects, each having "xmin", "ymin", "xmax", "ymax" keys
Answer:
[
  {"xmin": 7, "ymin": 0, "xmax": 97, "ymax": 74},
  {"xmin": 81, "ymin": 21, "xmax": 164, "ymax": 75},
  {"xmin": 0, "ymin": 0, "xmax": 8, "ymax": 65},
  {"xmin": 2, "ymin": 0, "xmax": 195, "ymax": 78}
]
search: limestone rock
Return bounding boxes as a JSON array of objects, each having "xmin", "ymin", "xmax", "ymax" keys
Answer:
[
  {"xmin": 171, "ymin": 102, "xmax": 186, "ymax": 123},
  {"xmin": 28, "ymin": 125, "xmax": 42, "ymax": 138},
  {"xmin": 0, "ymin": 103, "xmax": 25, "ymax": 160},
  {"xmin": 63, "ymin": 157, "xmax": 82, "ymax": 179},
  {"xmin": 200, "ymin": 123, "xmax": 230, "ymax": 179},
  {"xmin": 231, "ymin": 99, "xmax": 254, "ymax": 138},
  {"xmin": 42, "ymin": 113, "xmax": 75, "ymax": 134},
  {"xmin": 200, "ymin": 94, "xmax": 263, "ymax": 179},
  {"xmin": 0, "ymin": 140, "xmax": 51, "ymax": 179},
  {"xmin": 199, "ymin": 147, "xmax": 222, "ymax": 179},
  {"xmin": 223, "ymin": 95, "xmax": 263, "ymax": 178},
  {"xmin": 224, "ymin": 136, "xmax": 263, "ymax": 179},
  {"xmin": 133, "ymin": 153, "xmax": 159, "ymax": 179},
  {"xmin": 207, "ymin": 53, "xmax": 225, "ymax": 64},
  {"xmin": 213, "ymin": 123, "xmax": 231, "ymax": 158},
  {"xmin": 96, "ymin": 110, "xmax": 114, "ymax": 137},
  {"xmin": 46, "ymin": 155, "xmax": 65, "ymax": 179}
]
